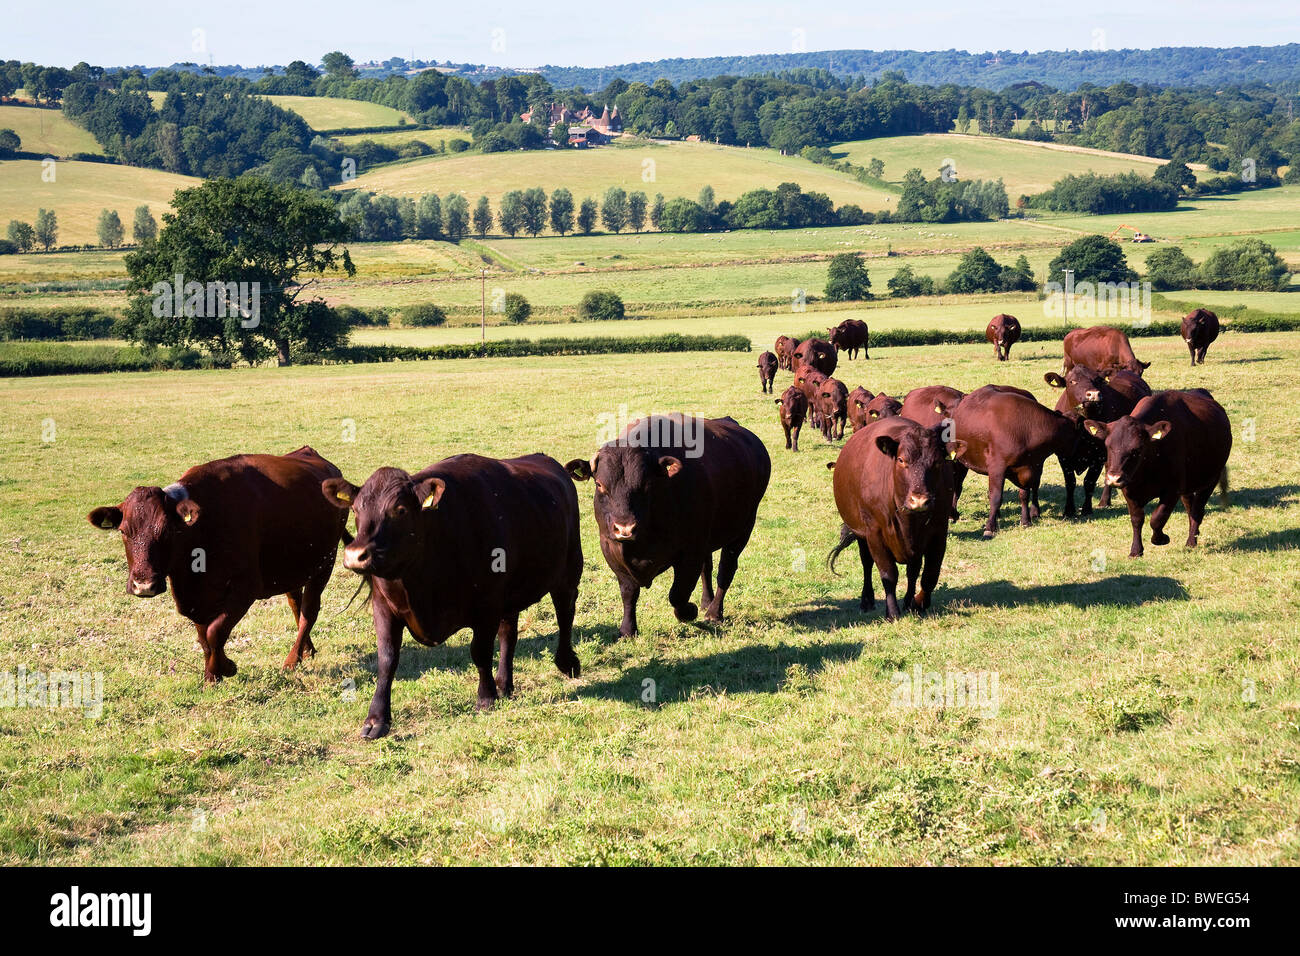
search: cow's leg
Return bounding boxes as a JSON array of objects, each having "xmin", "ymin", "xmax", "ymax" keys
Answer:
[
  {"xmin": 700, "ymin": 551, "xmax": 715, "ymax": 609},
  {"xmin": 200, "ymin": 598, "xmax": 253, "ymax": 683},
  {"xmin": 1026, "ymin": 465, "xmax": 1043, "ymax": 522},
  {"xmin": 1082, "ymin": 461, "xmax": 1100, "ymax": 515},
  {"xmin": 872, "ymin": 545, "xmax": 902, "ymax": 621},
  {"xmin": 1098, "ymin": 470, "xmax": 1114, "ymax": 508},
  {"xmin": 471, "ymin": 621, "xmax": 500, "ymax": 711},
  {"xmin": 901, "ymin": 556, "xmax": 922, "ymax": 611},
  {"xmin": 1125, "ymin": 495, "xmax": 1147, "ymax": 558},
  {"xmin": 285, "ymin": 587, "xmax": 303, "ymax": 625},
  {"xmin": 791, "ymin": 423, "xmax": 801, "ymax": 452},
  {"xmin": 1062, "ymin": 460, "xmax": 1078, "ymax": 517},
  {"xmin": 495, "ymin": 614, "xmax": 518, "ymax": 699},
  {"xmin": 983, "ymin": 468, "xmax": 1006, "ymax": 538},
  {"xmin": 783, "ymin": 423, "xmax": 792, "ymax": 450},
  {"xmin": 285, "ymin": 566, "xmax": 329, "ymax": 669},
  {"xmin": 616, "ymin": 572, "xmax": 641, "ymax": 638},
  {"xmin": 950, "ymin": 462, "xmax": 967, "ymax": 521},
  {"xmin": 837, "ymin": 414, "xmax": 846, "ymax": 441},
  {"xmin": 1198, "ymin": 346, "xmax": 1209, "ymax": 365},
  {"xmin": 1018, "ymin": 486, "xmax": 1033, "ymax": 527},
  {"xmin": 1187, "ymin": 341, "xmax": 1196, "ymax": 366},
  {"xmin": 706, "ymin": 529, "xmax": 752, "ymax": 623},
  {"xmin": 550, "ymin": 581, "xmax": 581, "ymax": 678},
  {"xmin": 1148, "ymin": 493, "xmax": 1179, "ymax": 546},
  {"xmin": 915, "ymin": 532, "xmax": 949, "ymax": 612},
  {"xmin": 856, "ymin": 537, "xmax": 875, "ymax": 612},
  {"xmin": 1184, "ymin": 485, "xmax": 1213, "ymax": 547},
  {"xmin": 669, "ymin": 559, "xmax": 700, "ymax": 623},
  {"xmin": 361, "ymin": 604, "xmax": 404, "ymax": 739}
]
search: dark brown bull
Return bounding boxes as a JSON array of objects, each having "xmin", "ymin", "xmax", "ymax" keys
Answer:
[
  {"xmin": 757, "ymin": 350, "xmax": 778, "ymax": 393},
  {"xmin": 1044, "ymin": 365, "xmax": 1152, "ymax": 514},
  {"xmin": 816, "ymin": 377, "xmax": 849, "ymax": 441},
  {"xmin": 827, "ymin": 417, "xmax": 965, "ymax": 620},
  {"xmin": 900, "ymin": 385, "xmax": 968, "ymax": 519},
  {"xmin": 322, "ymin": 453, "xmax": 583, "ymax": 737},
  {"xmin": 566, "ymin": 415, "xmax": 770, "ymax": 637},
  {"xmin": 986, "ymin": 313, "xmax": 1021, "ymax": 362},
  {"xmin": 774, "ymin": 335, "xmax": 801, "ymax": 371},
  {"xmin": 88, "ymin": 446, "xmax": 349, "ymax": 683},
  {"xmin": 793, "ymin": 337, "xmax": 838, "ymax": 376},
  {"xmin": 1181, "ymin": 309, "xmax": 1220, "ymax": 366},
  {"xmin": 1084, "ymin": 389, "xmax": 1232, "ymax": 558},
  {"xmin": 1063, "ymin": 325, "xmax": 1151, "ymax": 376},
  {"xmin": 775, "ymin": 386, "xmax": 808, "ymax": 451},
  {"xmin": 828, "ymin": 319, "xmax": 869, "ymax": 360},
  {"xmin": 943, "ymin": 386, "xmax": 1079, "ymax": 538}
]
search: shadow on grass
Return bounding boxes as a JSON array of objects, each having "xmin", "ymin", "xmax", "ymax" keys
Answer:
[
  {"xmin": 578, "ymin": 638, "xmax": 864, "ymax": 703},
  {"xmin": 1212, "ymin": 355, "xmax": 1283, "ymax": 365},
  {"xmin": 1227, "ymin": 484, "xmax": 1300, "ymax": 510},
  {"xmin": 1229, "ymin": 527, "xmax": 1300, "ymax": 552},
  {"xmin": 943, "ymin": 573, "xmax": 1189, "ymax": 609}
]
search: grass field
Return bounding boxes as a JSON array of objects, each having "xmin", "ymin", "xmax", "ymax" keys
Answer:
[
  {"xmin": 834, "ymin": 133, "xmax": 1204, "ymax": 197},
  {"xmin": 340, "ymin": 136, "xmax": 901, "ymax": 214},
  {"xmin": 0, "ymin": 160, "xmax": 199, "ymax": 246},
  {"xmin": 1, "ymin": 325, "xmax": 1297, "ymax": 865},
  {"xmin": 333, "ymin": 127, "xmax": 472, "ymax": 149},
  {"xmin": 0, "ymin": 105, "xmax": 103, "ymax": 157},
  {"xmin": 262, "ymin": 95, "xmax": 414, "ymax": 131}
]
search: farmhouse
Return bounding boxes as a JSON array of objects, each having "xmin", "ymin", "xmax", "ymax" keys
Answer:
[{"xmin": 520, "ymin": 101, "xmax": 623, "ymax": 146}]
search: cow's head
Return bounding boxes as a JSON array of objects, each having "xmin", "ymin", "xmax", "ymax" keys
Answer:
[
  {"xmin": 865, "ymin": 392, "xmax": 902, "ymax": 421},
  {"xmin": 1083, "ymin": 417, "xmax": 1172, "ymax": 489},
  {"xmin": 566, "ymin": 445, "xmax": 682, "ymax": 544},
  {"xmin": 874, "ymin": 424, "xmax": 967, "ymax": 515},
  {"xmin": 322, "ymin": 467, "xmax": 443, "ymax": 577},
  {"xmin": 1045, "ymin": 366, "xmax": 1108, "ymax": 417},
  {"xmin": 775, "ymin": 385, "xmax": 806, "ymax": 416},
  {"xmin": 87, "ymin": 484, "xmax": 200, "ymax": 597}
]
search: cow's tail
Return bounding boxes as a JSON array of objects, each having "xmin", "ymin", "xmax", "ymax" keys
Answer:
[
  {"xmin": 1218, "ymin": 466, "xmax": 1231, "ymax": 507},
  {"xmin": 827, "ymin": 523, "xmax": 857, "ymax": 575}
]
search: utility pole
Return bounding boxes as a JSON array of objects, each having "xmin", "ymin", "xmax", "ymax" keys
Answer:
[
  {"xmin": 480, "ymin": 269, "xmax": 486, "ymax": 342},
  {"xmin": 1064, "ymin": 269, "xmax": 1074, "ymax": 322}
]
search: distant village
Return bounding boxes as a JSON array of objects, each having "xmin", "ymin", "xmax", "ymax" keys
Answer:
[{"xmin": 519, "ymin": 101, "xmax": 624, "ymax": 146}]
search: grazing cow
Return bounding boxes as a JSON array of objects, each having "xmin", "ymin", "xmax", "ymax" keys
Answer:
[
  {"xmin": 986, "ymin": 313, "xmax": 1021, "ymax": 362},
  {"xmin": 322, "ymin": 453, "xmax": 583, "ymax": 737},
  {"xmin": 828, "ymin": 319, "xmax": 870, "ymax": 360},
  {"xmin": 827, "ymin": 418, "xmax": 965, "ymax": 620},
  {"xmin": 794, "ymin": 363, "xmax": 829, "ymax": 429},
  {"xmin": 943, "ymin": 386, "xmax": 1079, "ymax": 537},
  {"xmin": 793, "ymin": 337, "xmax": 838, "ymax": 376},
  {"xmin": 566, "ymin": 415, "xmax": 770, "ymax": 637},
  {"xmin": 88, "ymin": 446, "xmax": 349, "ymax": 683},
  {"xmin": 1063, "ymin": 325, "xmax": 1151, "ymax": 376},
  {"xmin": 816, "ymin": 377, "xmax": 849, "ymax": 441},
  {"xmin": 1045, "ymin": 365, "xmax": 1153, "ymax": 514},
  {"xmin": 1085, "ymin": 389, "xmax": 1231, "ymax": 558},
  {"xmin": 774, "ymin": 335, "xmax": 801, "ymax": 371},
  {"xmin": 757, "ymin": 351, "xmax": 778, "ymax": 393},
  {"xmin": 775, "ymin": 386, "xmax": 808, "ymax": 451},
  {"xmin": 1181, "ymin": 308, "xmax": 1220, "ymax": 366}
]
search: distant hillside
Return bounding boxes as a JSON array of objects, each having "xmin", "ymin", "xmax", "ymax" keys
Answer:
[{"xmin": 536, "ymin": 44, "xmax": 1300, "ymax": 91}]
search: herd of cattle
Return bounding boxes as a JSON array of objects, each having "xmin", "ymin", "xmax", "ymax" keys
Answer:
[{"xmin": 86, "ymin": 307, "xmax": 1229, "ymax": 738}]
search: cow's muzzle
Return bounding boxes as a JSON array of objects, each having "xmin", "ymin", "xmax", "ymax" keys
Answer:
[
  {"xmin": 343, "ymin": 544, "xmax": 376, "ymax": 572},
  {"xmin": 610, "ymin": 520, "xmax": 637, "ymax": 541},
  {"xmin": 904, "ymin": 493, "xmax": 932, "ymax": 513},
  {"xmin": 129, "ymin": 576, "xmax": 165, "ymax": 598}
]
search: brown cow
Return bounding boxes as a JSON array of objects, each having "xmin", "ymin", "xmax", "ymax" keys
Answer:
[
  {"xmin": 757, "ymin": 350, "xmax": 778, "ymax": 393},
  {"xmin": 775, "ymin": 386, "xmax": 808, "ymax": 451},
  {"xmin": 828, "ymin": 319, "xmax": 869, "ymax": 360},
  {"xmin": 848, "ymin": 387, "xmax": 901, "ymax": 432},
  {"xmin": 1063, "ymin": 325, "xmax": 1151, "ymax": 376},
  {"xmin": 827, "ymin": 417, "xmax": 965, "ymax": 620},
  {"xmin": 1181, "ymin": 309, "xmax": 1220, "ymax": 366},
  {"xmin": 944, "ymin": 386, "xmax": 1079, "ymax": 537},
  {"xmin": 322, "ymin": 453, "xmax": 583, "ymax": 736},
  {"xmin": 566, "ymin": 415, "xmax": 770, "ymax": 637},
  {"xmin": 1084, "ymin": 389, "xmax": 1232, "ymax": 558},
  {"xmin": 900, "ymin": 385, "xmax": 968, "ymax": 519},
  {"xmin": 817, "ymin": 377, "xmax": 849, "ymax": 441},
  {"xmin": 774, "ymin": 335, "xmax": 801, "ymax": 371},
  {"xmin": 794, "ymin": 363, "xmax": 829, "ymax": 429},
  {"xmin": 88, "ymin": 446, "xmax": 349, "ymax": 683},
  {"xmin": 1045, "ymin": 365, "xmax": 1153, "ymax": 514},
  {"xmin": 986, "ymin": 313, "xmax": 1021, "ymax": 362},
  {"xmin": 793, "ymin": 337, "xmax": 838, "ymax": 376}
]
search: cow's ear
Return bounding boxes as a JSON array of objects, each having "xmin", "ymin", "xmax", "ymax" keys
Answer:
[
  {"xmin": 175, "ymin": 498, "xmax": 201, "ymax": 526},
  {"xmin": 88, "ymin": 506, "xmax": 122, "ymax": 530},
  {"xmin": 659, "ymin": 456, "xmax": 683, "ymax": 478},
  {"xmin": 416, "ymin": 477, "xmax": 446, "ymax": 510},
  {"xmin": 565, "ymin": 457, "xmax": 593, "ymax": 481},
  {"xmin": 1147, "ymin": 420, "xmax": 1172, "ymax": 441},
  {"xmin": 1083, "ymin": 420, "xmax": 1109, "ymax": 440},
  {"xmin": 875, "ymin": 436, "xmax": 900, "ymax": 458},
  {"xmin": 1140, "ymin": 360, "xmax": 1151, "ymax": 370},
  {"xmin": 773, "ymin": 398, "xmax": 782, "ymax": 405},
  {"xmin": 1044, "ymin": 372, "xmax": 1066, "ymax": 388},
  {"xmin": 945, "ymin": 439, "xmax": 968, "ymax": 461},
  {"xmin": 826, "ymin": 461, "xmax": 835, "ymax": 470},
  {"xmin": 322, "ymin": 477, "xmax": 359, "ymax": 509}
]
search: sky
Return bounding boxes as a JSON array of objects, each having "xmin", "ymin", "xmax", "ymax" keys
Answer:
[{"xmin": 6, "ymin": 0, "xmax": 1300, "ymax": 69}]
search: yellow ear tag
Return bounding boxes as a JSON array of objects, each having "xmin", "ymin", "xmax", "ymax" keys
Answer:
[
  {"xmin": 100, "ymin": 518, "xmax": 114, "ymax": 529},
  {"xmin": 334, "ymin": 491, "xmax": 351, "ymax": 503},
  {"xmin": 1151, "ymin": 430, "xmax": 1163, "ymax": 440},
  {"xmin": 934, "ymin": 404, "xmax": 943, "ymax": 414},
  {"xmin": 422, "ymin": 494, "xmax": 438, "ymax": 509},
  {"xmin": 948, "ymin": 449, "xmax": 956, "ymax": 460},
  {"xmin": 182, "ymin": 512, "xmax": 195, "ymax": 524}
]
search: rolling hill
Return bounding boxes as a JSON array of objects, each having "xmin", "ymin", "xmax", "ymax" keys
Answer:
[{"xmin": 0, "ymin": 104, "xmax": 104, "ymax": 157}]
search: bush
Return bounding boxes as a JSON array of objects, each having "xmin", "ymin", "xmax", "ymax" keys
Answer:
[
  {"xmin": 401, "ymin": 303, "xmax": 447, "ymax": 327},
  {"xmin": 578, "ymin": 290, "xmax": 625, "ymax": 321},
  {"xmin": 1197, "ymin": 238, "xmax": 1291, "ymax": 291},
  {"xmin": 0, "ymin": 307, "xmax": 120, "ymax": 341},
  {"xmin": 824, "ymin": 252, "xmax": 871, "ymax": 301},
  {"xmin": 334, "ymin": 305, "xmax": 390, "ymax": 327},
  {"xmin": 886, "ymin": 265, "xmax": 935, "ymax": 298},
  {"xmin": 1144, "ymin": 246, "xmax": 1198, "ymax": 291},
  {"xmin": 1047, "ymin": 235, "xmax": 1137, "ymax": 286},
  {"xmin": 447, "ymin": 138, "xmax": 471, "ymax": 153},
  {"xmin": 503, "ymin": 292, "xmax": 531, "ymax": 324}
]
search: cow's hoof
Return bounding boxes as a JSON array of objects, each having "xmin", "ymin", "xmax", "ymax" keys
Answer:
[
  {"xmin": 704, "ymin": 607, "xmax": 723, "ymax": 623},
  {"xmin": 1128, "ymin": 549, "xmax": 1143, "ymax": 559},
  {"xmin": 673, "ymin": 602, "xmax": 698, "ymax": 623},
  {"xmin": 217, "ymin": 658, "xmax": 237, "ymax": 678},
  {"xmin": 1151, "ymin": 531, "xmax": 1170, "ymax": 545},
  {"xmin": 982, "ymin": 529, "xmax": 996, "ymax": 539},
  {"xmin": 618, "ymin": 627, "xmax": 638, "ymax": 640},
  {"xmin": 360, "ymin": 717, "xmax": 390, "ymax": 740},
  {"xmin": 555, "ymin": 651, "xmax": 581, "ymax": 678},
  {"xmin": 476, "ymin": 696, "xmax": 497, "ymax": 712},
  {"xmin": 203, "ymin": 671, "xmax": 222, "ymax": 685}
]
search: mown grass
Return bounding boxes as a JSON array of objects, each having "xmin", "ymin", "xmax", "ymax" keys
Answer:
[
  {"xmin": 261, "ymin": 95, "xmax": 414, "ymax": 131},
  {"xmin": 0, "ymin": 330, "xmax": 1296, "ymax": 864},
  {"xmin": 0, "ymin": 105, "xmax": 103, "ymax": 157}
]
